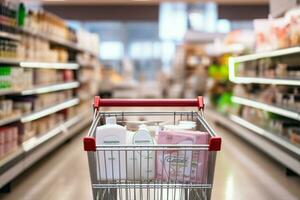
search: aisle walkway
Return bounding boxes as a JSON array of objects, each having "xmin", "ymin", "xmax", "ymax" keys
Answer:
[{"xmin": 0, "ymin": 118, "xmax": 299, "ymax": 200}]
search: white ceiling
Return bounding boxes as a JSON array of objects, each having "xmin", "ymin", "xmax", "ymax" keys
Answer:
[{"xmin": 42, "ymin": 0, "xmax": 268, "ymax": 5}]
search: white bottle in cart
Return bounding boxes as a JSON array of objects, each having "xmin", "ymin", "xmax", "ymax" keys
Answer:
[
  {"xmin": 132, "ymin": 124, "xmax": 155, "ymax": 180},
  {"xmin": 95, "ymin": 117, "xmax": 126, "ymax": 180},
  {"xmin": 126, "ymin": 130, "xmax": 136, "ymax": 180}
]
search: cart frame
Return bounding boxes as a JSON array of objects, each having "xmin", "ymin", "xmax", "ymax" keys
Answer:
[{"xmin": 84, "ymin": 97, "xmax": 221, "ymax": 200}]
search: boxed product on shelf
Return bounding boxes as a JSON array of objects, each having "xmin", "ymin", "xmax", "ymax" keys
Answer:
[
  {"xmin": 33, "ymin": 68, "xmax": 74, "ymax": 85},
  {"xmin": 12, "ymin": 90, "xmax": 73, "ymax": 114},
  {"xmin": 0, "ymin": 125, "xmax": 19, "ymax": 159},
  {"xmin": 0, "ymin": 98, "xmax": 20, "ymax": 121},
  {"xmin": 0, "ymin": 99, "xmax": 13, "ymax": 117},
  {"xmin": 23, "ymin": 120, "xmax": 36, "ymax": 141},
  {"xmin": 0, "ymin": 66, "xmax": 76, "ymax": 93},
  {"xmin": 24, "ymin": 10, "xmax": 77, "ymax": 43},
  {"xmin": 289, "ymin": 128, "xmax": 300, "ymax": 145},
  {"xmin": 237, "ymin": 56, "xmax": 300, "ymax": 80},
  {"xmin": 254, "ymin": 8, "xmax": 300, "ymax": 52},
  {"xmin": 22, "ymin": 111, "xmax": 66, "ymax": 142},
  {"xmin": 240, "ymin": 106, "xmax": 299, "ymax": 146},
  {"xmin": 0, "ymin": 39, "xmax": 18, "ymax": 58},
  {"xmin": 0, "ymin": 67, "xmax": 32, "ymax": 92},
  {"xmin": 34, "ymin": 69, "xmax": 59, "ymax": 85},
  {"xmin": 19, "ymin": 35, "xmax": 70, "ymax": 62},
  {"xmin": 233, "ymin": 84, "xmax": 300, "ymax": 112},
  {"xmin": 0, "ymin": 3, "xmax": 17, "ymax": 34}
]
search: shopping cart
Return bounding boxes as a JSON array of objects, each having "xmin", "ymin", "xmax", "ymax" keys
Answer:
[{"xmin": 83, "ymin": 97, "xmax": 221, "ymax": 200}]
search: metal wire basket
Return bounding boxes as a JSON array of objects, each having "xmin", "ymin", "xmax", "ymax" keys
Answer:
[{"xmin": 83, "ymin": 97, "xmax": 221, "ymax": 200}]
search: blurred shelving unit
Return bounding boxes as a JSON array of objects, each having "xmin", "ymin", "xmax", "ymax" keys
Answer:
[
  {"xmin": 231, "ymin": 96, "xmax": 300, "ymax": 121},
  {"xmin": 206, "ymin": 109, "xmax": 300, "ymax": 175},
  {"xmin": 223, "ymin": 47, "xmax": 300, "ymax": 175},
  {"xmin": 21, "ymin": 81, "xmax": 80, "ymax": 95},
  {"xmin": 0, "ymin": 3, "xmax": 100, "ymax": 190}
]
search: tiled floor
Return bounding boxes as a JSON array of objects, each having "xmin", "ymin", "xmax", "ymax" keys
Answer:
[{"xmin": 0, "ymin": 117, "xmax": 299, "ymax": 200}]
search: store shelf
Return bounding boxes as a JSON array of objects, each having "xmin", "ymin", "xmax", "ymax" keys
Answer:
[
  {"xmin": 21, "ymin": 81, "xmax": 80, "ymax": 95},
  {"xmin": 0, "ymin": 112, "xmax": 92, "ymax": 189},
  {"xmin": 0, "ymin": 60, "xmax": 79, "ymax": 70},
  {"xmin": 230, "ymin": 46, "xmax": 300, "ymax": 63},
  {"xmin": 22, "ymin": 113, "xmax": 87, "ymax": 152},
  {"xmin": 21, "ymin": 98, "xmax": 79, "ymax": 123},
  {"xmin": 0, "ymin": 58, "xmax": 19, "ymax": 65},
  {"xmin": 20, "ymin": 62, "xmax": 79, "ymax": 70},
  {"xmin": 206, "ymin": 109, "xmax": 300, "ymax": 175},
  {"xmin": 229, "ymin": 77, "xmax": 300, "ymax": 86},
  {"xmin": 228, "ymin": 46, "xmax": 300, "ymax": 85},
  {"xmin": 0, "ymin": 89, "xmax": 18, "ymax": 96},
  {"xmin": 232, "ymin": 96, "xmax": 300, "ymax": 121},
  {"xmin": 0, "ymin": 114, "xmax": 21, "ymax": 127},
  {"xmin": 0, "ymin": 31, "xmax": 21, "ymax": 41},
  {"xmin": 20, "ymin": 28, "xmax": 79, "ymax": 51},
  {"xmin": 229, "ymin": 114, "xmax": 300, "ymax": 156},
  {"xmin": 19, "ymin": 28, "xmax": 97, "ymax": 57},
  {"xmin": 0, "ymin": 148, "xmax": 24, "ymax": 177}
]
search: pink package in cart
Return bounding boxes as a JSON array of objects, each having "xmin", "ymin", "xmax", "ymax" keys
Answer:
[{"xmin": 156, "ymin": 130, "xmax": 209, "ymax": 183}]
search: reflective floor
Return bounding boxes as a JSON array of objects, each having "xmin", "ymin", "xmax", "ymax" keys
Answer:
[{"xmin": 0, "ymin": 116, "xmax": 299, "ymax": 200}]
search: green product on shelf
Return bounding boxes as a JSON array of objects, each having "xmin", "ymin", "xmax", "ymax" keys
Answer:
[
  {"xmin": 208, "ymin": 64, "xmax": 229, "ymax": 81},
  {"xmin": 217, "ymin": 92, "xmax": 237, "ymax": 113},
  {"xmin": 0, "ymin": 67, "xmax": 12, "ymax": 89},
  {"xmin": 17, "ymin": 3, "xmax": 26, "ymax": 27}
]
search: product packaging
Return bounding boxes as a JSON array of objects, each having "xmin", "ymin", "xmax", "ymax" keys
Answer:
[{"xmin": 156, "ymin": 130, "xmax": 209, "ymax": 183}]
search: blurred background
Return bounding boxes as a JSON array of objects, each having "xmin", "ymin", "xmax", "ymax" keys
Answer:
[{"xmin": 0, "ymin": 0, "xmax": 299, "ymax": 199}]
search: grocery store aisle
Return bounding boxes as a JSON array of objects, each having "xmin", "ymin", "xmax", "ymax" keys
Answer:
[{"xmin": 0, "ymin": 118, "xmax": 300, "ymax": 200}]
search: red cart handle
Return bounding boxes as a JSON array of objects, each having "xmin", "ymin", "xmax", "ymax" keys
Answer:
[{"xmin": 94, "ymin": 96, "xmax": 204, "ymax": 110}]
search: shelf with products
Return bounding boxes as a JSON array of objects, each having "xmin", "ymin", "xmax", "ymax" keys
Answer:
[
  {"xmin": 232, "ymin": 96, "xmax": 300, "ymax": 121},
  {"xmin": 0, "ymin": 1, "xmax": 101, "ymax": 190},
  {"xmin": 0, "ymin": 31, "xmax": 21, "ymax": 41},
  {"xmin": 229, "ymin": 114, "xmax": 300, "ymax": 155},
  {"xmin": 227, "ymin": 39, "xmax": 300, "ymax": 174},
  {"xmin": 229, "ymin": 77, "xmax": 300, "ymax": 86},
  {"xmin": 0, "ymin": 113, "xmax": 20, "ymax": 127},
  {"xmin": 0, "ymin": 58, "xmax": 79, "ymax": 70},
  {"xmin": 21, "ymin": 81, "xmax": 79, "ymax": 95},
  {"xmin": 0, "ymin": 110, "xmax": 92, "ymax": 189},
  {"xmin": 22, "ymin": 110, "xmax": 86, "ymax": 152},
  {"xmin": 206, "ymin": 109, "xmax": 300, "ymax": 175},
  {"xmin": 0, "ymin": 65, "xmax": 77, "ymax": 95},
  {"xmin": 19, "ymin": 27, "xmax": 98, "ymax": 57},
  {"xmin": 229, "ymin": 46, "xmax": 300, "ymax": 85},
  {"xmin": 19, "ymin": 62, "xmax": 79, "ymax": 70},
  {"xmin": 0, "ymin": 81, "xmax": 79, "ymax": 97},
  {"xmin": 21, "ymin": 98, "xmax": 79, "ymax": 123},
  {"xmin": 229, "ymin": 46, "xmax": 300, "ymax": 63},
  {"xmin": 0, "ymin": 4, "xmax": 99, "ymax": 61},
  {"xmin": 77, "ymin": 55, "xmax": 102, "ymax": 100},
  {"xmin": 237, "ymin": 104, "xmax": 300, "ymax": 148}
]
